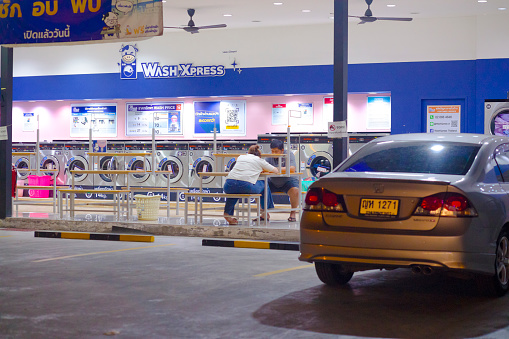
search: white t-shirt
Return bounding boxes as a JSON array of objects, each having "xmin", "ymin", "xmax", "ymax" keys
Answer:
[{"xmin": 227, "ymin": 154, "xmax": 276, "ymax": 184}]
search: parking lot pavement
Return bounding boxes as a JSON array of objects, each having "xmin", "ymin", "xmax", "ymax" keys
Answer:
[{"xmin": 2, "ymin": 228, "xmax": 509, "ymax": 338}]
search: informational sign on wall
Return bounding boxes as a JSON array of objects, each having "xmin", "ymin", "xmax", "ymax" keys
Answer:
[
  {"xmin": 220, "ymin": 100, "xmax": 246, "ymax": 135},
  {"xmin": 367, "ymin": 96, "xmax": 391, "ymax": 130},
  {"xmin": 426, "ymin": 105, "xmax": 461, "ymax": 133},
  {"xmin": 272, "ymin": 104, "xmax": 288, "ymax": 125},
  {"xmin": 297, "ymin": 103, "xmax": 314, "ymax": 125},
  {"xmin": 126, "ymin": 102, "xmax": 183, "ymax": 136},
  {"xmin": 1, "ymin": 0, "xmax": 163, "ymax": 45},
  {"xmin": 23, "ymin": 113, "xmax": 36, "ymax": 132},
  {"xmin": 323, "ymin": 97, "xmax": 334, "ymax": 127},
  {"xmin": 70, "ymin": 104, "xmax": 117, "ymax": 138},
  {"xmin": 194, "ymin": 101, "xmax": 246, "ymax": 136}
]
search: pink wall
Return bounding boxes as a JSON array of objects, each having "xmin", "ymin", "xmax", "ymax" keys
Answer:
[{"xmin": 12, "ymin": 93, "xmax": 390, "ymax": 142}]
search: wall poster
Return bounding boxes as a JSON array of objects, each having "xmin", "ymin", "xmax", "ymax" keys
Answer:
[
  {"xmin": 272, "ymin": 104, "xmax": 287, "ymax": 125},
  {"xmin": 323, "ymin": 97, "xmax": 334, "ymax": 126},
  {"xmin": 194, "ymin": 101, "xmax": 246, "ymax": 136},
  {"xmin": 126, "ymin": 102, "xmax": 183, "ymax": 136},
  {"xmin": 23, "ymin": 113, "xmax": 36, "ymax": 132},
  {"xmin": 297, "ymin": 103, "xmax": 314, "ymax": 125},
  {"xmin": 367, "ymin": 96, "xmax": 391, "ymax": 130},
  {"xmin": 426, "ymin": 105, "xmax": 461, "ymax": 133},
  {"xmin": 70, "ymin": 104, "xmax": 117, "ymax": 138}
]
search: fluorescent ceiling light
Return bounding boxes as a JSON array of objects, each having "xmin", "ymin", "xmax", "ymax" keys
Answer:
[
  {"xmin": 224, "ymin": 14, "xmax": 232, "ymax": 17},
  {"xmin": 274, "ymin": 2, "xmax": 283, "ymax": 5},
  {"xmin": 387, "ymin": 4, "xmax": 396, "ymax": 7},
  {"xmin": 302, "ymin": 9, "xmax": 311, "ymax": 13}
]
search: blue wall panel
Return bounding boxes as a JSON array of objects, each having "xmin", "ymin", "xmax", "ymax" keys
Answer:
[{"xmin": 11, "ymin": 58, "xmax": 500, "ymax": 135}]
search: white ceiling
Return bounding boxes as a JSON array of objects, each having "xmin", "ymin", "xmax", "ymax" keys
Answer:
[{"xmin": 162, "ymin": 0, "xmax": 509, "ymax": 31}]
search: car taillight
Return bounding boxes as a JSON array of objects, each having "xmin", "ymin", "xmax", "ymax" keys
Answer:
[
  {"xmin": 413, "ymin": 192, "xmax": 477, "ymax": 217},
  {"xmin": 304, "ymin": 188, "xmax": 345, "ymax": 212}
]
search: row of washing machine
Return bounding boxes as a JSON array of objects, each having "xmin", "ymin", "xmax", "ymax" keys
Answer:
[
  {"xmin": 11, "ymin": 133, "xmax": 386, "ymax": 190},
  {"xmin": 257, "ymin": 132, "xmax": 389, "ymax": 179}
]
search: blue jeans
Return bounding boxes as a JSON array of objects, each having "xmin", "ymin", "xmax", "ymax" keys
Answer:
[{"xmin": 223, "ymin": 179, "xmax": 274, "ymax": 216}]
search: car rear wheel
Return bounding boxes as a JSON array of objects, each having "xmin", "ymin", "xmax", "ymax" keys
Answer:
[
  {"xmin": 476, "ymin": 229, "xmax": 509, "ymax": 297},
  {"xmin": 315, "ymin": 262, "xmax": 354, "ymax": 285}
]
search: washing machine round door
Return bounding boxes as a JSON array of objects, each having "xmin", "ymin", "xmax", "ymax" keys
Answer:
[
  {"xmin": 67, "ymin": 156, "xmax": 89, "ymax": 182},
  {"xmin": 307, "ymin": 152, "xmax": 332, "ymax": 178},
  {"xmin": 195, "ymin": 158, "xmax": 215, "ymax": 184},
  {"xmin": 128, "ymin": 157, "xmax": 151, "ymax": 183},
  {"xmin": 491, "ymin": 109, "xmax": 509, "ymax": 136},
  {"xmin": 40, "ymin": 156, "xmax": 60, "ymax": 178},
  {"xmin": 225, "ymin": 157, "xmax": 237, "ymax": 172},
  {"xmin": 14, "ymin": 157, "xmax": 30, "ymax": 180},
  {"xmin": 99, "ymin": 156, "xmax": 118, "ymax": 183},
  {"xmin": 159, "ymin": 157, "xmax": 183, "ymax": 184}
]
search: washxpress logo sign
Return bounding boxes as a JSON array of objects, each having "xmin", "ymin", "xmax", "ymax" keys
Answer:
[{"xmin": 141, "ymin": 63, "xmax": 225, "ymax": 78}]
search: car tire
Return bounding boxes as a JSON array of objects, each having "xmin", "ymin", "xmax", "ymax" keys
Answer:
[
  {"xmin": 476, "ymin": 229, "xmax": 509, "ymax": 297},
  {"xmin": 315, "ymin": 262, "xmax": 354, "ymax": 286}
]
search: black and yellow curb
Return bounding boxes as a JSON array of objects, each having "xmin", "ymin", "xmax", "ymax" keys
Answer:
[
  {"xmin": 34, "ymin": 231, "xmax": 154, "ymax": 243},
  {"xmin": 202, "ymin": 239, "xmax": 299, "ymax": 251}
]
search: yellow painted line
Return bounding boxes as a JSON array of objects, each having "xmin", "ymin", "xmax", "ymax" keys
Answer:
[
  {"xmin": 61, "ymin": 232, "xmax": 90, "ymax": 240},
  {"xmin": 119, "ymin": 234, "xmax": 155, "ymax": 242},
  {"xmin": 0, "ymin": 235, "xmax": 14, "ymax": 238},
  {"xmin": 234, "ymin": 240, "xmax": 270, "ymax": 249},
  {"xmin": 254, "ymin": 264, "xmax": 314, "ymax": 277},
  {"xmin": 32, "ymin": 244, "xmax": 175, "ymax": 263}
]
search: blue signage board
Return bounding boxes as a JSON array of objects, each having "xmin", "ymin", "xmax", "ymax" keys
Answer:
[
  {"xmin": 0, "ymin": 0, "xmax": 163, "ymax": 45},
  {"xmin": 194, "ymin": 101, "xmax": 221, "ymax": 134}
]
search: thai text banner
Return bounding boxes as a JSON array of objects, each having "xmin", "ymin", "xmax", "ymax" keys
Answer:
[{"xmin": 0, "ymin": 0, "xmax": 163, "ymax": 45}]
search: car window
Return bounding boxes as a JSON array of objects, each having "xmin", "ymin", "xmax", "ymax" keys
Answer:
[
  {"xmin": 338, "ymin": 141, "xmax": 480, "ymax": 175},
  {"xmin": 494, "ymin": 145, "xmax": 509, "ymax": 182}
]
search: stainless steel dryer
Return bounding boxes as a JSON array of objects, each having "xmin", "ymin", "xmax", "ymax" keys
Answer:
[
  {"xmin": 38, "ymin": 142, "xmax": 66, "ymax": 185},
  {"xmin": 125, "ymin": 141, "xmax": 155, "ymax": 187},
  {"xmin": 348, "ymin": 133, "xmax": 389, "ymax": 156},
  {"xmin": 257, "ymin": 133, "xmax": 300, "ymax": 169},
  {"xmin": 12, "ymin": 143, "xmax": 36, "ymax": 181},
  {"xmin": 64, "ymin": 141, "xmax": 93, "ymax": 188},
  {"xmin": 94, "ymin": 142, "xmax": 125, "ymax": 188},
  {"xmin": 485, "ymin": 100, "xmax": 509, "ymax": 135},
  {"xmin": 155, "ymin": 141, "xmax": 189, "ymax": 188},
  {"xmin": 299, "ymin": 134, "xmax": 333, "ymax": 179},
  {"xmin": 188, "ymin": 141, "xmax": 222, "ymax": 189}
]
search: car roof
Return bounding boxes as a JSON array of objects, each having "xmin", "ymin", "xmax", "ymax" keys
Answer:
[{"xmin": 372, "ymin": 133, "xmax": 509, "ymax": 145}]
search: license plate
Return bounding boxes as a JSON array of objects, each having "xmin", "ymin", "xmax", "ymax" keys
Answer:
[{"xmin": 359, "ymin": 198, "xmax": 399, "ymax": 218}]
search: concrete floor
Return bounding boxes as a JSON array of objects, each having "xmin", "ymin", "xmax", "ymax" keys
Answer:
[{"xmin": 2, "ymin": 229, "xmax": 509, "ymax": 338}]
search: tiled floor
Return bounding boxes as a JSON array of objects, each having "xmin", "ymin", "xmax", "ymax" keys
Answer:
[{"xmin": 9, "ymin": 198, "xmax": 300, "ymax": 230}]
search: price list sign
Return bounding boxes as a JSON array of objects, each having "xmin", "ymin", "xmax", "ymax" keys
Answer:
[{"xmin": 126, "ymin": 102, "xmax": 183, "ymax": 136}]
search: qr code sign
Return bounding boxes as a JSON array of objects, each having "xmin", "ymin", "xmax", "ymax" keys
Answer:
[
  {"xmin": 451, "ymin": 120, "xmax": 458, "ymax": 128},
  {"xmin": 226, "ymin": 108, "xmax": 239, "ymax": 123}
]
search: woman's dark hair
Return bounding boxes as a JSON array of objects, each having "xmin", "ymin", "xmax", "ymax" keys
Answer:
[
  {"xmin": 248, "ymin": 145, "xmax": 262, "ymax": 157},
  {"xmin": 270, "ymin": 139, "xmax": 284, "ymax": 150}
]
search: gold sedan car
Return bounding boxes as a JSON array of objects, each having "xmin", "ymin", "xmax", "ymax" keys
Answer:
[{"xmin": 299, "ymin": 133, "xmax": 509, "ymax": 296}]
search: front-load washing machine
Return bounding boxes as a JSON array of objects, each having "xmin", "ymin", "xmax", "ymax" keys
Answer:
[
  {"xmin": 94, "ymin": 142, "xmax": 125, "ymax": 188},
  {"xmin": 348, "ymin": 133, "xmax": 389, "ymax": 156},
  {"xmin": 257, "ymin": 133, "xmax": 300, "ymax": 169},
  {"xmin": 125, "ymin": 142, "xmax": 155, "ymax": 187},
  {"xmin": 188, "ymin": 141, "xmax": 222, "ymax": 189},
  {"xmin": 12, "ymin": 143, "xmax": 36, "ymax": 181},
  {"xmin": 299, "ymin": 134, "xmax": 333, "ymax": 179},
  {"xmin": 38, "ymin": 142, "xmax": 66, "ymax": 185},
  {"xmin": 64, "ymin": 141, "xmax": 93, "ymax": 188},
  {"xmin": 485, "ymin": 100, "xmax": 509, "ymax": 135},
  {"xmin": 155, "ymin": 141, "xmax": 189, "ymax": 188},
  {"xmin": 220, "ymin": 140, "xmax": 256, "ymax": 185}
]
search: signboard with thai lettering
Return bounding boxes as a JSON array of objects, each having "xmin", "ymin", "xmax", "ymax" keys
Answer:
[{"xmin": 0, "ymin": 0, "xmax": 163, "ymax": 45}]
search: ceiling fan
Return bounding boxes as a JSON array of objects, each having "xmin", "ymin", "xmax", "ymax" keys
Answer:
[
  {"xmin": 349, "ymin": 0, "xmax": 413, "ymax": 24},
  {"xmin": 164, "ymin": 8, "xmax": 227, "ymax": 34}
]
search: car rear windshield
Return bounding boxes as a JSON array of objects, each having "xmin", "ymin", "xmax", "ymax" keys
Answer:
[{"xmin": 338, "ymin": 141, "xmax": 481, "ymax": 175}]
